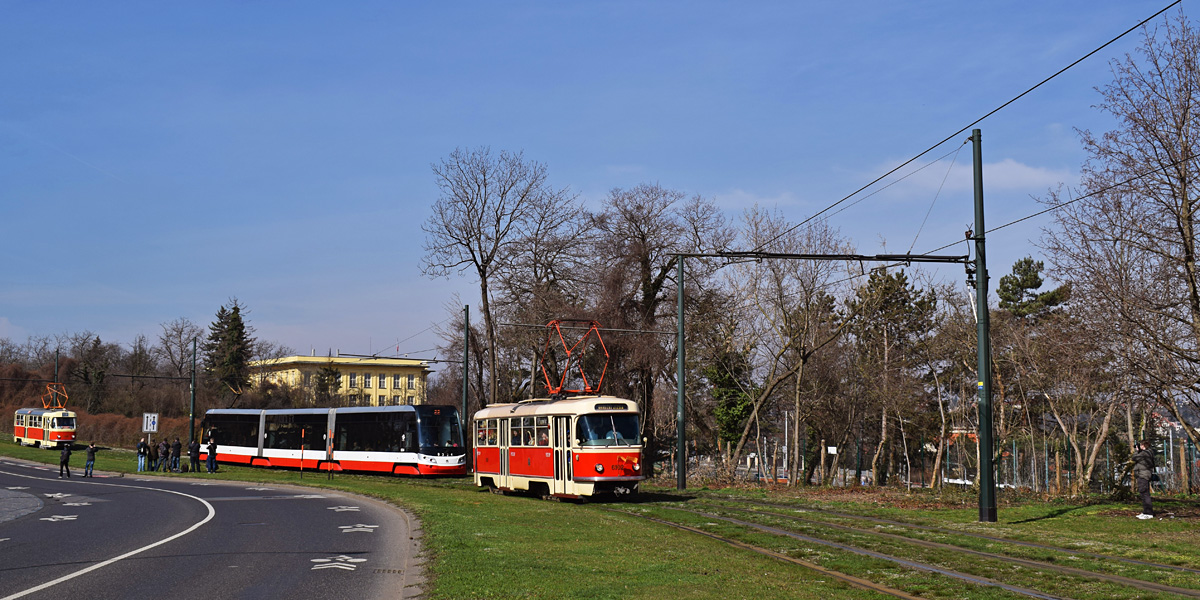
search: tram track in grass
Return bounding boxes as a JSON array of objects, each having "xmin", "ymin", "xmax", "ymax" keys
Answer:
[
  {"xmin": 606, "ymin": 494, "xmax": 1200, "ymax": 600},
  {"xmin": 705, "ymin": 495, "xmax": 1200, "ymax": 579},
  {"xmin": 603, "ymin": 505, "xmax": 1068, "ymax": 600},
  {"xmin": 694, "ymin": 502, "xmax": 1200, "ymax": 599}
]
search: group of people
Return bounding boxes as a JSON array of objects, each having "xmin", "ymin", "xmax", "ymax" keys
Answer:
[{"xmin": 135, "ymin": 437, "xmax": 219, "ymax": 474}]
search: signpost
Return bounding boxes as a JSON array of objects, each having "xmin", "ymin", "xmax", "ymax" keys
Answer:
[{"xmin": 143, "ymin": 413, "xmax": 159, "ymax": 434}]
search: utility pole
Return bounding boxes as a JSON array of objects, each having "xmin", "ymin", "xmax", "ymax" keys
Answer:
[
  {"xmin": 972, "ymin": 129, "xmax": 997, "ymax": 522},
  {"xmin": 463, "ymin": 305, "xmax": 471, "ymax": 468},
  {"xmin": 676, "ymin": 256, "xmax": 687, "ymax": 490},
  {"xmin": 189, "ymin": 338, "xmax": 197, "ymax": 443}
]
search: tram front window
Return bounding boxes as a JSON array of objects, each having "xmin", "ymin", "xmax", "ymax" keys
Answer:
[
  {"xmin": 417, "ymin": 410, "xmax": 463, "ymax": 453},
  {"xmin": 53, "ymin": 417, "xmax": 75, "ymax": 429},
  {"xmin": 576, "ymin": 414, "xmax": 639, "ymax": 447}
]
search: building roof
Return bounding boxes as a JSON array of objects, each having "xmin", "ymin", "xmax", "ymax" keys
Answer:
[{"xmin": 250, "ymin": 355, "xmax": 433, "ymax": 372}]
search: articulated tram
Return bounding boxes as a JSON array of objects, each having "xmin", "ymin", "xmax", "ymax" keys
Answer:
[
  {"xmin": 473, "ymin": 395, "xmax": 643, "ymax": 499},
  {"xmin": 201, "ymin": 405, "xmax": 467, "ymax": 476}
]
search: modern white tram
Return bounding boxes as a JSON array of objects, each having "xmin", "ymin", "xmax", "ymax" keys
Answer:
[{"xmin": 201, "ymin": 405, "xmax": 467, "ymax": 476}]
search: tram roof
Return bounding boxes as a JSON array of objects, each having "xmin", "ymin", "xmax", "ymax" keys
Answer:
[
  {"xmin": 473, "ymin": 395, "xmax": 637, "ymax": 419},
  {"xmin": 15, "ymin": 407, "xmax": 75, "ymax": 416}
]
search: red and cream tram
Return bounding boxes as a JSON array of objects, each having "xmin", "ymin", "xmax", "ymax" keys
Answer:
[
  {"xmin": 13, "ymin": 383, "xmax": 76, "ymax": 449},
  {"xmin": 473, "ymin": 395, "xmax": 643, "ymax": 499},
  {"xmin": 201, "ymin": 404, "xmax": 467, "ymax": 476},
  {"xmin": 13, "ymin": 408, "xmax": 76, "ymax": 449}
]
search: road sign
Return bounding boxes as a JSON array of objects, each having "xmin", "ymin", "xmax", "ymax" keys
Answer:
[{"xmin": 143, "ymin": 413, "xmax": 158, "ymax": 433}]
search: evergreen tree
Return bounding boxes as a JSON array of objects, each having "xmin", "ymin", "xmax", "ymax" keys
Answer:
[
  {"xmin": 313, "ymin": 361, "xmax": 342, "ymax": 406},
  {"xmin": 703, "ymin": 348, "xmax": 757, "ymax": 447},
  {"xmin": 997, "ymin": 257, "xmax": 1070, "ymax": 318},
  {"xmin": 202, "ymin": 299, "xmax": 255, "ymax": 407}
]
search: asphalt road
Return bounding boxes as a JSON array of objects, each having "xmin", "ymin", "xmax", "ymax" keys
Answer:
[{"xmin": 0, "ymin": 458, "xmax": 424, "ymax": 600}]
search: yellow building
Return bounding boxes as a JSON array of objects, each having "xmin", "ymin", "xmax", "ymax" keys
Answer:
[{"xmin": 250, "ymin": 355, "xmax": 432, "ymax": 407}]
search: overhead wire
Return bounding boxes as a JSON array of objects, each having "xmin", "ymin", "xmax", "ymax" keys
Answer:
[{"xmin": 749, "ymin": 0, "xmax": 1183, "ymax": 255}]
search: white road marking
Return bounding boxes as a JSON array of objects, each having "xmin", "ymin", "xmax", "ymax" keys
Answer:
[
  {"xmin": 339, "ymin": 524, "xmax": 378, "ymax": 533},
  {"xmin": 63, "ymin": 502, "xmax": 90, "ymax": 506},
  {"xmin": 39, "ymin": 515, "xmax": 77, "ymax": 522},
  {"xmin": 327, "ymin": 505, "xmax": 360, "ymax": 512},
  {"xmin": 43, "ymin": 493, "xmax": 71, "ymax": 499},
  {"xmin": 310, "ymin": 555, "xmax": 367, "ymax": 571},
  {"xmin": 0, "ymin": 470, "xmax": 217, "ymax": 600},
  {"xmin": 5, "ymin": 487, "xmax": 28, "ymax": 490}
]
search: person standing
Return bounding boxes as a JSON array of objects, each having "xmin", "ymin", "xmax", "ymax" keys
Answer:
[
  {"xmin": 170, "ymin": 438, "xmax": 182, "ymax": 472},
  {"xmin": 58, "ymin": 444, "xmax": 72, "ymax": 478},
  {"xmin": 83, "ymin": 442, "xmax": 101, "ymax": 477},
  {"xmin": 206, "ymin": 438, "xmax": 218, "ymax": 473},
  {"xmin": 148, "ymin": 438, "xmax": 159, "ymax": 471},
  {"xmin": 136, "ymin": 437, "xmax": 148, "ymax": 472},
  {"xmin": 158, "ymin": 439, "xmax": 170, "ymax": 472},
  {"xmin": 188, "ymin": 438, "xmax": 201, "ymax": 473},
  {"xmin": 1132, "ymin": 440, "xmax": 1156, "ymax": 519}
]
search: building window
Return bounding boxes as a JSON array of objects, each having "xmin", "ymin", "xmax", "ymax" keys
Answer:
[
  {"xmin": 303, "ymin": 372, "xmax": 312, "ymax": 386},
  {"xmin": 392, "ymin": 395, "xmax": 401, "ymax": 405},
  {"xmin": 393, "ymin": 374, "xmax": 402, "ymax": 388},
  {"xmin": 407, "ymin": 374, "xmax": 415, "ymax": 390},
  {"xmin": 378, "ymin": 374, "xmax": 386, "ymax": 388},
  {"xmin": 349, "ymin": 373, "xmax": 357, "ymax": 388},
  {"xmin": 364, "ymin": 373, "xmax": 371, "ymax": 388},
  {"xmin": 378, "ymin": 395, "xmax": 386, "ymax": 405},
  {"xmin": 407, "ymin": 396, "xmax": 415, "ymax": 405},
  {"xmin": 349, "ymin": 395, "xmax": 359, "ymax": 406},
  {"xmin": 335, "ymin": 374, "xmax": 342, "ymax": 388}
]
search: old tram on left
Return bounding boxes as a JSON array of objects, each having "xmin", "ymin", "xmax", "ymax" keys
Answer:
[{"xmin": 13, "ymin": 383, "xmax": 76, "ymax": 449}]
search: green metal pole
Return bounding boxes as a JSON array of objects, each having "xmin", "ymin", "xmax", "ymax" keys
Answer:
[
  {"xmin": 973, "ymin": 129, "xmax": 997, "ymax": 522},
  {"xmin": 189, "ymin": 338, "xmax": 196, "ymax": 443},
  {"xmin": 462, "ymin": 305, "xmax": 469, "ymax": 417},
  {"xmin": 677, "ymin": 256, "xmax": 687, "ymax": 490},
  {"xmin": 463, "ymin": 305, "xmax": 471, "ymax": 468}
]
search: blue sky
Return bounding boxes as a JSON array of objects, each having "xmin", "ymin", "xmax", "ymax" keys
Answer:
[{"xmin": 0, "ymin": 1, "xmax": 1178, "ymax": 361}]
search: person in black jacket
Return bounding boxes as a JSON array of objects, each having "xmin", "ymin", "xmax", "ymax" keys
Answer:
[
  {"xmin": 170, "ymin": 438, "xmax": 182, "ymax": 472},
  {"xmin": 158, "ymin": 439, "xmax": 169, "ymax": 472},
  {"xmin": 1131, "ymin": 440, "xmax": 1156, "ymax": 519},
  {"xmin": 84, "ymin": 442, "xmax": 102, "ymax": 477},
  {"xmin": 59, "ymin": 444, "xmax": 72, "ymax": 478},
  {"xmin": 137, "ymin": 437, "xmax": 148, "ymax": 472},
  {"xmin": 188, "ymin": 439, "xmax": 201, "ymax": 473},
  {"xmin": 206, "ymin": 438, "xmax": 218, "ymax": 473}
]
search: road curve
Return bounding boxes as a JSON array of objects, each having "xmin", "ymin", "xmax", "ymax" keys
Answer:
[{"xmin": 0, "ymin": 458, "xmax": 424, "ymax": 600}]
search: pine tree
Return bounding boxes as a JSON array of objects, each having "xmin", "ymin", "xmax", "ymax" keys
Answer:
[
  {"xmin": 202, "ymin": 299, "xmax": 255, "ymax": 407},
  {"xmin": 997, "ymin": 257, "xmax": 1070, "ymax": 318}
]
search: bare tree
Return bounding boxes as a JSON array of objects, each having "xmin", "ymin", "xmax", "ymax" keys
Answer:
[
  {"xmin": 717, "ymin": 207, "xmax": 852, "ymax": 481},
  {"xmin": 588, "ymin": 184, "xmax": 732, "ymax": 460},
  {"xmin": 422, "ymin": 147, "xmax": 573, "ymax": 406},
  {"xmin": 157, "ymin": 318, "xmax": 203, "ymax": 379},
  {"xmin": 1043, "ymin": 13, "xmax": 1200, "ymax": 446}
]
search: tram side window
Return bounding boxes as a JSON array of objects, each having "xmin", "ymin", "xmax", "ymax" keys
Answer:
[
  {"xmin": 335, "ymin": 412, "xmax": 416, "ymax": 453},
  {"xmin": 509, "ymin": 419, "xmax": 523, "ymax": 447},
  {"xmin": 475, "ymin": 419, "xmax": 499, "ymax": 446},
  {"xmin": 265, "ymin": 414, "xmax": 326, "ymax": 450},
  {"xmin": 535, "ymin": 416, "xmax": 549, "ymax": 446},
  {"xmin": 204, "ymin": 415, "xmax": 260, "ymax": 447}
]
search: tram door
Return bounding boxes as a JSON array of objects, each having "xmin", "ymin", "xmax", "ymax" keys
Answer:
[{"xmin": 552, "ymin": 416, "xmax": 571, "ymax": 496}]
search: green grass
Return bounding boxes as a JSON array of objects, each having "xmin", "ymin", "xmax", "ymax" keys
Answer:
[{"xmin": 5, "ymin": 439, "xmax": 1198, "ymax": 599}]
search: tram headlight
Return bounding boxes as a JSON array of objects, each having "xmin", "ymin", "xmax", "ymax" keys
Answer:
[
  {"xmin": 633, "ymin": 462, "xmax": 640, "ymax": 472},
  {"xmin": 594, "ymin": 464, "xmax": 604, "ymax": 474}
]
